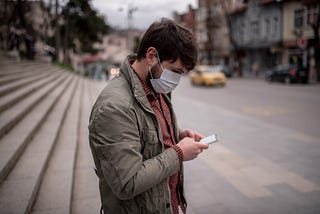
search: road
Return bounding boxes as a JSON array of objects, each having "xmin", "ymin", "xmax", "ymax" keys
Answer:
[{"xmin": 172, "ymin": 76, "xmax": 320, "ymax": 214}]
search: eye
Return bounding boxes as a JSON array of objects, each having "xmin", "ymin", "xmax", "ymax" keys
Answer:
[{"xmin": 173, "ymin": 70, "xmax": 181, "ymax": 74}]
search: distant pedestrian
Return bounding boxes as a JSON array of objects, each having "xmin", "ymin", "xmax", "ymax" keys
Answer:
[
  {"xmin": 104, "ymin": 67, "xmax": 109, "ymax": 81},
  {"xmin": 252, "ymin": 62, "xmax": 259, "ymax": 77},
  {"xmin": 89, "ymin": 18, "xmax": 208, "ymax": 214}
]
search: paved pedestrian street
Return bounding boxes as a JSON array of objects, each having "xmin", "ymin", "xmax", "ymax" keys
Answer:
[{"xmin": 173, "ymin": 76, "xmax": 320, "ymax": 214}]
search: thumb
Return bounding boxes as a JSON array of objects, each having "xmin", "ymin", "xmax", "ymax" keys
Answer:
[{"xmin": 197, "ymin": 142, "xmax": 209, "ymax": 149}]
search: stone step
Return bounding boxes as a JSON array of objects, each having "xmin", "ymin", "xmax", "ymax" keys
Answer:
[
  {"xmin": 32, "ymin": 78, "xmax": 82, "ymax": 214},
  {"xmin": 71, "ymin": 79, "xmax": 101, "ymax": 214},
  {"xmin": 0, "ymin": 73, "xmax": 73, "ymax": 186},
  {"xmin": 0, "ymin": 72, "xmax": 68, "ymax": 139},
  {"xmin": 87, "ymin": 79, "xmax": 106, "ymax": 103},
  {"xmin": 0, "ymin": 67, "xmax": 60, "ymax": 97},
  {"xmin": 0, "ymin": 69, "xmax": 49, "ymax": 86},
  {"xmin": 0, "ymin": 63, "xmax": 51, "ymax": 77},
  {"xmin": 0, "ymin": 60, "xmax": 49, "ymax": 69},
  {"xmin": 0, "ymin": 71, "xmax": 61, "ymax": 113},
  {"xmin": 0, "ymin": 60, "xmax": 44, "ymax": 68},
  {"xmin": 0, "ymin": 75, "xmax": 78, "ymax": 214}
]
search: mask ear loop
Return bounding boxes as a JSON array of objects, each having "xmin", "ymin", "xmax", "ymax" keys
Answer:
[
  {"xmin": 155, "ymin": 49, "xmax": 165, "ymax": 71},
  {"xmin": 148, "ymin": 65, "xmax": 154, "ymax": 79}
]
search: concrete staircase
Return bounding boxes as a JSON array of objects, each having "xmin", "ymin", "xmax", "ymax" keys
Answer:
[{"xmin": 0, "ymin": 54, "xmax": 105, "ymax": 214}]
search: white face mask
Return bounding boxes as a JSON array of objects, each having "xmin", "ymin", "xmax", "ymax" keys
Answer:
[{"xmin": 149, "ymin": 51, "xmax": 181, "ymax": 94}]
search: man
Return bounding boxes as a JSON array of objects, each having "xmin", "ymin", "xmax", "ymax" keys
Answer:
[{"xmin": 89, "ymin": 18, "xmax": 208, "ymax": 214}]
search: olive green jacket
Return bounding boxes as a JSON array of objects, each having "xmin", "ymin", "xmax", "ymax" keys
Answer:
[{"xmin": 89, "ymin": 55, "xmax": 186, "ymax": 214}]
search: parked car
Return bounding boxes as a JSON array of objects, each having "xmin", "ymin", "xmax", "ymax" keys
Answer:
[
  {"xmin": 265, "ymin": 64, "xmax": 308, "ymax": 84},
  {"xmin": 189, "ymin": 65, "xmax": 226, "ymax": 86}
]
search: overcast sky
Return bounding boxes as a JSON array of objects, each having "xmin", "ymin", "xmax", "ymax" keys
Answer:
[{"xmin": 91, "ymin": 0, "xmax": 198, "ymax": 30}]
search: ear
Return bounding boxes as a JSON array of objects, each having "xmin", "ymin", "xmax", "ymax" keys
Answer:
[{"xmin": 145, "ymin": 47, "xmax": 158, "ymax": 67}]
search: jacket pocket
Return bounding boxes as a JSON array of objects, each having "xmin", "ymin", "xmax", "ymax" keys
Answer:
[
  {"xmin": 141, "ymin": 129, "xmax": 160, "ymax": 160},
  {"xmin": 137, "ymin": 187, "xmax": 166, "ymax": 214},
  {"xmin": 120, "ymin": 199, "xmax": 141, "ymax": 214}
]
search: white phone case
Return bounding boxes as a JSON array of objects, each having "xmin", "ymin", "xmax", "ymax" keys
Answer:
[{"xmin": 200, "ymin": 134, "xmax": 219, "ymax": 145}]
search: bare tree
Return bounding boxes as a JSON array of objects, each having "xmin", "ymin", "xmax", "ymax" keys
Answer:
[
  {"xmin": 55, "ymin": 0, "xmax": 61, "ymax": 62},
  {"xmin": 63, "ymin": 7, "xmax": 69, "ymax": 64},
  {"xmin": 0, "ymin": 0, "xmax": 9, "ymax": 49}
]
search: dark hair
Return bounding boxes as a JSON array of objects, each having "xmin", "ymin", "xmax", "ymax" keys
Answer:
[{"xmin": 136, "ymin": 18, "xmax": 198, "ymax": 71}]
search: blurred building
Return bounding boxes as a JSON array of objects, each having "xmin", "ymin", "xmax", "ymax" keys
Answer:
[
  {"xmin": 175, "ymin": 1, "xmax": 239, "ymax": 67},
  {"xmin": 300, "ymin": 0, "xmax": 319, "ymax": 82},
  {"xmin": 282, "ymin": 0, "xmax": 307, "ymax": 66},
  {"xmin": 282, "ymin": 0, "xmax": 319, "ymax": 81},
  {"xmin": 94, "ymin": 32, "xmax": 129, "ymax": 65},
  {"xmin": 229, "ymin": 0, "xmax": 319, "ymax": 79},
  {"xmin": 173, "ymin": 4, "xmax": 197, "ymax": 34},
  {"xmin": 201, "ymin": 0, "xmax": 239, "ymax": 66},
  {"xmin": 194, "ymin": 1, "xmax": 207, "ymax": 64},
  {"xmin": 126, "ymin": 28, "xmax": 144, "ymax": 52},
  {"xmin": 230, "ymin": 0, "xmax": 283, "ymax": 76}
]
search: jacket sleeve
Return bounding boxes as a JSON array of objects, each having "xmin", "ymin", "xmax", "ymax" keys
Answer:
[{"xmin": 89, "ymin": 104, "xmax": 180, "ymax": 200}]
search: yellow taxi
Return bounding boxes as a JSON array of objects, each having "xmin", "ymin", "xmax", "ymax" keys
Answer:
[{"xmin": 189, "ymin": 65, "xmax": 226, "ymax": 86}]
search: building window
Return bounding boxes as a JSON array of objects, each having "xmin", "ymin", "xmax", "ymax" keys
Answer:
[
  {"xmin": 294, "ymin": 9, "xmax": 304, "ymax": 28},
  {"xmin": 273, "ymin": 17, "xmax": 278, "ymax": 36},
  {"xmin": 239, "ymin": 21, "xmax": 245, "ymax": 43},
  {"xmin": 196, "ymin": 7, "xmax": 206, "ymax": 22},
  {"xmin": 265, "ymin": 18, "xmax": 270, "ymax": 37},
  {"xmin": 251, "ymin": 21, "xmax": 259, "ymax": 40},
  {"xmin": 213, "ymin": 3, "xmax": 222, "ymax": 14},
  {"xmin": 306, "ymin": 5, "xmax": 319, "ymax": 25},
  {"xmin": 199, "ymin": 29, "xmax": 207, "ymax": 42}
]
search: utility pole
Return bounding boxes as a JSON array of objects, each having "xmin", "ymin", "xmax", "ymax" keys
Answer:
[
  {"xmin": 127, "ymin": 4, "xmax": 137, "ymax": 50},
  {"xmin": 128, "ymin": 4, "xmax": 138, "ymax": 30}
]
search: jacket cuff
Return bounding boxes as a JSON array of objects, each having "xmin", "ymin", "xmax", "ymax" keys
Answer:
[{"xmin": 173, "ymin": 145, "xmax": 184, "ymax": 165}]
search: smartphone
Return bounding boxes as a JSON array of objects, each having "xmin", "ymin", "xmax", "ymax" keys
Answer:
[{"xmin": 200, "ymin": 134, "xmax": 219, "ymax": 145}]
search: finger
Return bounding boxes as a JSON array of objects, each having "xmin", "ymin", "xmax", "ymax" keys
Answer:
[
  {"xmin": 195, "ymin": 135, "xmax": 203, "ymax": 142},
  {"xmin": 194, "ymin": 133, "xmax": 204, "ymax": 141},
  {"xmin": 187, "ymin": 130, "xmax": 195, "ymax": 138},
  {"xmin": 197, "ymin": 143, "xmax": 209, "ymax": 149},
  {"xmin": 198, "ymin": 134, "xmax": 204, "ymax": 139}
]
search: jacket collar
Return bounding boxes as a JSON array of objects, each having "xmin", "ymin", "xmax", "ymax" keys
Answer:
[
  {"xmin": 120, "ymin": 54, "xmax": 154, "ymax": 113},
  {"xmin": 120, "ymin": 54, "xmax": 173, "ymax": 112}
]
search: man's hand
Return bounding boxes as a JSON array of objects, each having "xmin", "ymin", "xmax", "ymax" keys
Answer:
[
  {"xmin": 179, "ymin": 129, "xmax": 204, "ymax": 142},
  {"xmin": 177, "ymin": 137, "xmax": 209, "ymax": 161}
]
